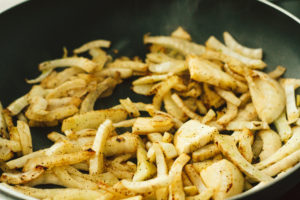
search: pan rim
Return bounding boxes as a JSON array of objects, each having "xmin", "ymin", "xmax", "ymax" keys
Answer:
[
  {"xmin": 0, "ymin": 183, "xmax": 37, "ymax": 200},
  {"xmin": 0, "ymin": 0, "xmax": 299, "ymax": 199},
  {"xmin": 258, "ymin": 0, "xmax": 300, "ymax": 24}
]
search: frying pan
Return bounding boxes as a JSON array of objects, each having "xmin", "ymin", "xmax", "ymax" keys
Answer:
[{"xmin": 0, "ymin": 0, "xmax": 300, "ymax": 199}]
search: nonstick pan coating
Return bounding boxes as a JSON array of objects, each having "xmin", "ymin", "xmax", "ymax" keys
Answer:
[{"xmin": 0, "ymin": 0, "xmax": 300, "ymax": 199}]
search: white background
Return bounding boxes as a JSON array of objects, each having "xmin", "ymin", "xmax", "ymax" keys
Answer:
[{"xmin": 0, "ymin": 0, "xmax": 26, "ymax": 13}]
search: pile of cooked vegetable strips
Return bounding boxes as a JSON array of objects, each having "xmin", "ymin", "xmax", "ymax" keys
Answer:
[{"xmin": 0, "ymin": 26, "xmax": 300, "ymax": 200}]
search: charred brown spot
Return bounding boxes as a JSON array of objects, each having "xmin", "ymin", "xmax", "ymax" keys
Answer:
[
  {"xmin": 116, "ymin": 137, "xmax": 125, "ymax": 142},
  {"xmin": 252, "ymin": 74, "xmax": 260, "ymax": 79},
  {"xmin": 87, "ymin": 148, "xmax": 95, "ymax": 153},
  {"xmin": 226, "ymin": 183, "xmax": 233, "ymax": 193},
  {"xmin": 36, "ymin": 165, "xmax": 46, "ymax": 170},
  {"xmin": 253, "ymin": 122, "xmax": 260, "ymax": 127}
]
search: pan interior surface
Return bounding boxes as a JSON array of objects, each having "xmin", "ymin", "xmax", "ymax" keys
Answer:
[{"xmin": 0, "ymin": 0, "xmax": 300, "ymax": 199}]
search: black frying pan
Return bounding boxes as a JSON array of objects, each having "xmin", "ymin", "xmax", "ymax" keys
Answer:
[{"xmin": 0, "ymin": 0, "xmax": 300, "ymax": 199}]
